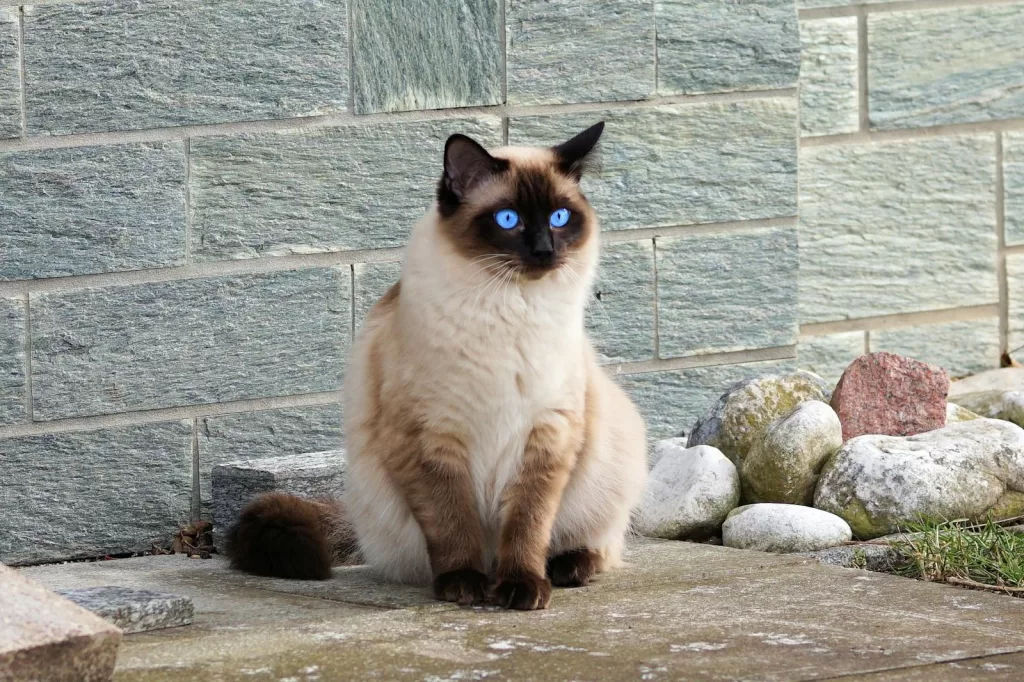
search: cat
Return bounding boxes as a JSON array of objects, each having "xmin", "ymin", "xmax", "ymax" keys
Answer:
[{"xmin": 226, "ymin": 122, "xmax": 648, "ymax": 610}]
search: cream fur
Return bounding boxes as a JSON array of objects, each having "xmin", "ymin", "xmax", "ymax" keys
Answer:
[{"xmin": 342, "ymin": 149, "xmax": 648, "ymax": 584}]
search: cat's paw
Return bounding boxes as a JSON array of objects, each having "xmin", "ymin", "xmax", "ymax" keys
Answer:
[
  {"xmin": 547, "ymin": 548, "xmax": 600, "ymax": 588},
  {"xmin": 491, "ymin": 572, "xmax": 552, "ymax": 610},
  {"xmin": 433, "ymin": 568, "xmax": 489, "ymax": 606}
]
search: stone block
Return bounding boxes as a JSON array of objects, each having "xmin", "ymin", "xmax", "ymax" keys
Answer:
[
  {"xmin": 350, "ymin": 0, "xmax": 500, "ymax": 114},
  {"xmin": 589, "ymin": 240, "xmax": 655, "ymax": 364},
  {"xmin": 353, "ymin": 261, "xmax": 402, "ymax": 330},
  {"xmin": 615, "ymin": 359, "xmax": 797, "ymax": 441},
  {"xmin": 189, "ymin": 117, "xmax": 502, "ymax": 261},
  {"xmin": 1005, "ymin": 253, "xmax": 1024, "ymax": 353},
  {"xmin": 656, "ymin": 0, "xmax": 799, "ymax": 95},
  {"xmin": 870, "ymin": 319, "xmax": 1000, "ymax": 379},
  {"xmin": 798, "ymin": 332, "xmax": 864, "ymax": 386},
  {"xmin": 0, "ymin": 296, "xmax": 25, "ymax": 425},
  {"xmin": 30, "ymin": 268, "xmax": 349, "ymax": 420},
  {"xmin": 799, "ymin": 18, "xmax": 859, "ymax": 137},
  {"xmin": 0, "ymin": 422, "xmax": 192, "ymax": 565},
  {"xmin": 56, "ymin": 586, "xmax": 193, "ymax": 634},
  {"xmin": 0, "ymin": 8, "xmax": 19, "ymax": 139},
  {"xmin": 1006, "ymin": 133, "xmax": 1024, "ymax": 246},
  {"xmin": 509, "ymin": 98, "xmax": 798, "ymax": 232},
  {"xmin": 868, "ymin": 5, "xmax": 1024, "ymax": 130},
  {"xmin": 797, "ymin": 0, "xmax": 883, "ymax": 8},
  {"xmin": 506, "ymin": 0, "xmax": 654, "ymax": 105},
  {"xmin": 211, "ymin": 450, "xmax": 347, "ymax": 548},
  {"xmin": 0, "ymin": 565, "xmax": 121, "ymax": 682},
  {"xmin": 197, "ymin": 405, "xmax": 343, "ymax": 508},
  {"xmin": 22, "ymin": 0, "xmax": 348, "ymax": 135},
  {"xmin": 800, "ymin": 136, "xmax": 997, "ymax": 324},
  {"xmin": 0, "ymin": 142, "xmax": 186, "ymax": 280},
  {"xmin": 657, "ymin": 228, "xmax": 798, "ymax": 358}
]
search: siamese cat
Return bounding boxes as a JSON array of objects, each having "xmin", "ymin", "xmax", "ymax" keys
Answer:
[{"xmin": 227, "ymin": 122, "xmax": 648, "ymax": 610}]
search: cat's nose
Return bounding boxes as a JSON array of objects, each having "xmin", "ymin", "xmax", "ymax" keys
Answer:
[{"xmin": 530, "ymin": 233, "xmax": 555, "ymax": 265}]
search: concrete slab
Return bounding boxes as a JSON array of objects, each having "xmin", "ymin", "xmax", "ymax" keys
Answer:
[{"xmin": 19, "ymin": 540, "xmax": 1024, "ymax": 681}]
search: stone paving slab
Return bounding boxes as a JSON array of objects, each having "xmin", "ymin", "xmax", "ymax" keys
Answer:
[
  {"xmin": 57, "ymin": 587, "xmax": 194, "ymax": 634},
  {"xmin": 19, "ymin": 540, "xmax": 1024, "ymax": 681}
]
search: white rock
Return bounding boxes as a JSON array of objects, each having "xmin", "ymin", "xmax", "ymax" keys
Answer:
[
  {"xmin": 949, "ymin": 367, "xmax": 1024, "ymax": 398},
  {"xmin": 635, "ymin": 443, "xmax": 740, "ymax": 540},
  {"xmin": 949, "ymin": 390, "xmax": 1024, "ymax": 428},
  {"xmin": 946, "ymin": 402, "xmax": 980, "ymax": 423},
  {"xmin": 648, "ymin": 437, "xmax": 688, "ymax": 470},
  {"xmin": 722, "ymin": 504, "xmax": 852, "ymax": 553},
  {"xmin": 814, "ymin": 419, "xmax": 1024, "ymax": 538},
  {"xmin": 741, "ymin": 401, "xmax": 843, "ymax": 505}
]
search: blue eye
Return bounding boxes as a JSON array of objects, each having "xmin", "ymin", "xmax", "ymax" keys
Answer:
[
  {"xmin": 550, "ymin": 208, "xmax": 571, "ymax": 228},
  {"xmin": 495, "ymin": 209, "xmax": 519, "ymax": 230}
]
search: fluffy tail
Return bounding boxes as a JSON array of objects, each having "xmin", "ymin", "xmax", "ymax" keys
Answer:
[{"xmin": 225, "ymin": 492, "xmax": 358, "ymax": 580}]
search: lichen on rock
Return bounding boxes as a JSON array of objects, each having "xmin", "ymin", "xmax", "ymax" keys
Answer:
[
  {"xmin": 741, "ymin": 400, "xmax": 843, "ymax": 505},
  {"xmin": 814, "ymin": 419, "xmax": 1024, "ymax": 538},
  {"xmin": 686, "ymin": 371, "xmax": 831, "ymax": 467}
]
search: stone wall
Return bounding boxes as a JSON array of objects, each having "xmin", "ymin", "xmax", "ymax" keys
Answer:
[
  {"xmin": 796, "ymin": 0, "xmax": 1022, "ymax": 385},
  {"xmin": 0, "ymin": 0, "xmax": 1017, "ymax": 564}
]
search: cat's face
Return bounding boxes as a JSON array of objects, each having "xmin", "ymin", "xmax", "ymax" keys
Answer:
[{"xmin": 435, "ymin": 122, "xmax": 604, "ymax": 280}]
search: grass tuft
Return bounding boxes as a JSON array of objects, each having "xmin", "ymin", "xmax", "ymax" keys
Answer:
[{"xmin": 894, "ymin": 518, "xmax": 1024, "ymax": 592}]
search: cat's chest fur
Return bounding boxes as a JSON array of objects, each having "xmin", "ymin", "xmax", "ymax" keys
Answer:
[{"xmin": 400, "ymin": 261, "xmax": 587, "ymax": 527}]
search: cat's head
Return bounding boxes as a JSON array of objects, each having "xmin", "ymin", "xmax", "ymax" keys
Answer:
[{"xmin": 435, "ymin": 122, "xmax": 604, "ymax": 280}]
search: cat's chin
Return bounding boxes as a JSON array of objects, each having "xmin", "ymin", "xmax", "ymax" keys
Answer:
[{"xmin": 518, "ymin": 265, "xmax": 560, "ymax": 281}]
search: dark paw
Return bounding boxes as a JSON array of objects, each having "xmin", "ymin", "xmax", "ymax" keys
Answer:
[
  {"xmin": 491, "ymin": 572, "xmax": 552, "ymax": 610},
  {"xmin": 547, "ymin": 548, "xmax": 600, "ymax": 588},
  {"xmin": 433, "ymin": 568, "xmax": 489, "ymax": 606}
]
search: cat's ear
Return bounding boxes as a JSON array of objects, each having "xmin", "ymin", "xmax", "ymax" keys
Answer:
[
  {"xmin": 552, "ymin": 121, "xmax": 604, "ymax": 182},
  {"xmin": 441, "ymin": 134, "xmax": 508, "ymax": 203}
]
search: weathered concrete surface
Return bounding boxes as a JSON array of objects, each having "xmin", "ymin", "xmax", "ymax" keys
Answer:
[{"xmin": 19, "ymin": 539, "xmax": 1024, "ymax": 681}]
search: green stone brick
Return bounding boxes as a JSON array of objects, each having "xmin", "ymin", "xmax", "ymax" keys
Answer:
[
  {"xmin": 190, "ymin": 117, "xmax": 502, "ymax": 262},
  {"xmin": 197, "ymin": 405, "xmax": 343, "ymax": 507},
  {"xmin": 799, "ymin": 18, "xmax": 859, "ymax": 137},
  {"xmin": 656, "ymin": 0, "xmax": 799, "ymax": 95},
  {"xmin": 800, "ymin": 136, "xmax": 997, "ymax": 324},
  {"xmin": 589, "ymin": 240, "xmax": 655, "ymax": 364},
  {"xmin": 0, "ymin": 142, "xmax": 186, "ymax": 280},
  {"xmin": 0, "ymin": 8, "xmax": 19, "ymax": 139},
  {"xmin": 353, "ymin": 261, "xmax": 402, "ymax": 331},
  {"xmin": 868, "ymin": 6, "xmax": 1024, "ymax": 130},
  {"xmin": 871, "ymin": 319, "xmax": 1000, "ymax": 379},
  {"xmin": 1006, "ymin": 133, "xmax": 1024, "ymax": 247},
  {"xmin": 22, "ymin": 0, "xmax": 348, "ymax": 135},
  {"xmin": 509, "ymin": 99, "xmax": 797, "ymax": 232},
  {"xmin": 0, "ymin": 421, "xmax": 192, "ymax": 565},
  {"xmin": 657, "ymin": 228, "xmax": 798, "ymax": 358},
  {"xmin": 506, "ymin": 0, "xmax": 654, "ymax": 105},
  {"xmin": 797, "ymin": 332, "xmax": 864, "ymax": 386},
  {"xmin": 351, "ymin": 0, "xmax": 501, "ymax": 114},
  {"xmin": 616, "ymin": 359, "xmax": 797, "ymax": 441},
  {"xmin": 0, "ymin": 296, "xmax": 25, "ymax": 425},
  {"xmin": 30, "ymin": 268, "xmax": 350, "ymax": 420}
]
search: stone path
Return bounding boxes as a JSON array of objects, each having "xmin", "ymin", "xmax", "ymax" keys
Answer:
[{"xmin": 19, "ymin": 539, "xmax": 1024, "ymax": 681}]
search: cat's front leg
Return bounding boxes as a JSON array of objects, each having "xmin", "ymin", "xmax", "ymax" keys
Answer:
[
  {"xmin": 388, "ymin": 431, "xmax": 488, "ymax": 605},
  {"xmin": 493, "ymin": 415, "xmax": 581, "ymax": 610}
]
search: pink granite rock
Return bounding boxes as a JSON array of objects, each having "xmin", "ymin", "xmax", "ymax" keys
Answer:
[{"xmin": 830, "ymin": 352, "xmax": 949, "ymax": 441}]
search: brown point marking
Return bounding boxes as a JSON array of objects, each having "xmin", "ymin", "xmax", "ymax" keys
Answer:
[{"xmin": 495, "ymin": 412, "xmax": 583, "ymax": 586}]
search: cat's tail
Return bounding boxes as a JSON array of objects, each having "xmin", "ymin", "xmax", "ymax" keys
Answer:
[{"xmin": 224, "ymin": 492, "xmax": 358, "ymax": 581}]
